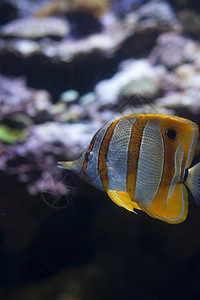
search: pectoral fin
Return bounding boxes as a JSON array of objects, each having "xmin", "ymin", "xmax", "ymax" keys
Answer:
[
  {"xmin": 140, "ymin": 184, "xmax": 188, "ymax": 224},
  {"xmin": 107, "ymin": 190, "xmax": 141, "ymax": 213},
  {"xmin": 185, "ymin": 162, "xmax": 200, "ymax": 206}
]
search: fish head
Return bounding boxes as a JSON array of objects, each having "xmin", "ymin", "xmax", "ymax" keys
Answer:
[
  {"xmin": 158, "ymin": 115, "xmax": 199, "ymax": 172},
  {"xmin": 57, "ymin": 126, "xmax": 106, "ymax": 190}
]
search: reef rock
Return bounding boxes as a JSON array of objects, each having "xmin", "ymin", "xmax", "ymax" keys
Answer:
[
  {"xmin": 95, "ymin": 59, "xmax": 166, "ymax": 106},
  {"xmin": 178, "ymin": 10, "xmax": 200, "ymax": 39},
  {"xmin": 34, "ymin": 0, "xmax": 109, "ymax": 19},
  {"xmin": 155, "ymin": 91, "xmax": 200, "ymax": 115},
  {"xmin": 0, "ymin": 75, "xmax": 51, "ymax": 120},
  {"xmin": 0, "ymin": 120, "xmax": 101, "ymax": 193},
  {"xmin": 124, "ymin": 0, "xmax": 181, "ymax": 34},
  {"xmin": 137, "ymin": 1, "xmax": 178, "ymax": 28},
  {"xmin": 1, "ymin": 17, "xmax": 70, "ymax": 39},
  {"xmin": 149, "ymin": 32, "xmax": 197, "ymax": 69}
]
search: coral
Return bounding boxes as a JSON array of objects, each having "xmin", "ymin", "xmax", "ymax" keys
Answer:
[
  {"xmin": 34, "ymin": 0, "xmax": 110, "ymax": 19},
  {"xmin": 0, "ymin": 75, "xmax": 51, "ymax": 120},
  {"xmin": 0, "ymin": 114, "xmax": 31, "ymax": 144},
  {"xmin": 178, "ymin": 10, "xmax": 200, "ymax": 38},
  {"xmin": 1, "ymin": 17, "xmax": 70, "ymax": 39},
  {"xmin": 138, "ymin": 1, "xmax": 178, "ymax": 26},
  {"xmin": 124, "ymin": 1, "xmax": 181, "ymax": 34},
  {"xmin": 59, "ymin": 89, "xmax": 80, "ymax": 103},
  {"xmin": 149, "ymin": 32, "xmax": 197, "ymax": 69},
  {"xmin": 95, "ymin": 59, "xmax": 165, "ymax": 106}
]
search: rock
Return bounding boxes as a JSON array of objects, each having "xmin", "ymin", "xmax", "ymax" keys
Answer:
[
  {"xmin": 1, "ymin": 17, "xmax": 70, "ymax": 39},
  {"xmin": 0, "ymin": 113, "xmax": 32, "ymax": 144},
  {"xmin": 119, "ymin": 76, "xmax": 160, "ymax": 100},
  {"xmin": 0, "ymin": 2, "xmax": 178, "ymax": 102},
  {"xmin": 58, "ymin": 104, "xmax": 87, "ymax": 122},
  {"xmin": 178, "ymin": 10, "xmax": 200, "ymax": 39},
  {"xmin": 0, "ymin": 120, "xmax": 102, "ymax": 193},
  {"xmin": 79, "ymin": 92, "xmax": 96, "ymax": 106},
  {"xmin": 0, "ymin": 75, "xmax": 52, "ymax": 120},
  {"xmin": 57, "ymin": 31, "xmax": 125, "ymax": 62},
  {"xmin": 0, "ymin": 26, "xmax": 128, "ymax": 101},
  {"xmin": 174, "ymin": 64, "xmax": 198, "ymax": 87},
  {"xmin": 155, "ymin": 91, "xmax": 200, "ymax": 115},
  {"xmin": 136, "ymin": 0, "xmax": 181, "ymax": 31},
  {"xmin": 124, "ymin": 1, "xmax": 181, "ymax": 41},
  {"xmin": 31, "ymin": 122, "xmax": 100, "ymax": 152},
  {"xmin": 59, "ymin": 89, "xmax": 80, "ymax": 103},
  {"xmin": 9, "ymin": 39, "xmax": 40, "ymax": 57},
  {"xmin": 111, "ymin": 0, "xmax": 145, "ymax": 16},
  {"xmin": 33, "ymin": 0, "xmax": 110, "ymax": 37},
  {"xmin": 149, "ymin": 32, "xmax": 197, "ymax": 69},
  {"xmin": 34, "ymin": 0, "xmax": 109, "ymax": 19},
  {"xmin": 95, "ymin": 59, "xmax": 165, "ymax": 106}
]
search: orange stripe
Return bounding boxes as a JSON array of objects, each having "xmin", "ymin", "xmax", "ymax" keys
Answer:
[
  {"xmin": 126, "ymin": 116, "xmax": 148, "ymax": 200},
  {"xmin": 82, "ymin": 128, "xmax": 101, "ymax": 180},
  {"xmin": 98, "ymin": 121, "xmax": 118, "ymax": 190}
]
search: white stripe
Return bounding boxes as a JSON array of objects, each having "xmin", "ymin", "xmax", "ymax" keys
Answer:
[
  {"xmin": 106, "ymin": 117, "xmax": 137, "ymax": 192},
  {"xmin": 185, "ymin": 123, "xmax": 196, "ymax": 168},
  {"xmin": 166, "ymin": 142, "xmax": 184, "ymax": 208},
  {"xmin": 86, "ymin": 124, "xmax": 110, "ymax": 190},
  {"xmin": 135, "ymin": 118, "xmax": 164, "ymax": 205},
  {"xmin": 169, "ymin": 117, "xmax": 197, "ymax": 168},
  {"xmin": 112, "ymin": 190, "xmax": 125, "ymax": 206}
]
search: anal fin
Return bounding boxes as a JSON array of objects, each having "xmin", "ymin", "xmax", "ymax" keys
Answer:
[
  {"xmin": 141, "ymin": 184, "xmax": 188, "ymax": 224},
  {"xmin": 107, "ymin": 190, "xmax": 141, "ymax": 213}
]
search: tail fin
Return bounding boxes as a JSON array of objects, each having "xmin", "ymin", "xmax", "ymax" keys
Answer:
[{"xmin": 185, "ymin": 162, "xmax": 200, "ymax": 205}]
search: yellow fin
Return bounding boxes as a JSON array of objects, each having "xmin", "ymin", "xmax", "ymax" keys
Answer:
[
  {"xmin": 107, "ymin": 190, "xmax": 141, "ymax": 213},
  {"xmin": 141, "ymin": 184, "xmax": 188, "ymax": 224}
]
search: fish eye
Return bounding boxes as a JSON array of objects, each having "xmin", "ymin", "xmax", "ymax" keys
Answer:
[
  {"xmin": 165, "ymin": 128, "xmax": 177, "ymax": 141},
  {"xmin": 85, "ymin": 151, "xmax": 94, "ymax": 161}
]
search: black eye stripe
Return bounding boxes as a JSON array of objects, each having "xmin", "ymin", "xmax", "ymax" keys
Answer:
[
  {"xmin": 85, "ymin": 128, "xmax": 101, "ymax": 155},
  {"xmin": 165, "ymin": 128, "xmax": 177, "ymax": 141},
  {"xmin": 85, "ymin": 152, "xmax": 89, "ymax": 160},
  {"xmin": 85, "ymin": 151, "xmax": 94, "ymax": 161}
]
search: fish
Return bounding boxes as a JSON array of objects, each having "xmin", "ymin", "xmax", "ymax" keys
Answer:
[{"xmin": 57, "ymin": 114, "xmax": 200, "ymax": 224}]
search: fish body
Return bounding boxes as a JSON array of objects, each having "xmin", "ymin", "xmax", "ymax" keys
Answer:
[{"xmin": 58, "ymin": 114, "xmax": 200, "ymax": 224}]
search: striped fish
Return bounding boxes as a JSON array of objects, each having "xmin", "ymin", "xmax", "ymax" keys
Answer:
[{"xmin": 57, "ymin": 114, "xmax": 200, "ymax": 224}]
